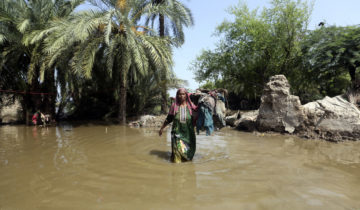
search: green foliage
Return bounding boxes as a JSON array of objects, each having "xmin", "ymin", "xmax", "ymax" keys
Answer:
[
  {"xmin": 191, "ymin": 0, "xmax": 360, "ymax": 104},
  {"xmin": 0, "ymin": 0, "xmax": 83, "ymax": 118},
  {"xmin": 199, "ymin": 81, "xmax": 216, "ymax": 90},
  {"xmin": 300, "ymin": 25, "xmax": 360, "ymax": 99},
  {"xmin": 191, "ymin": 0, "xmax": 313, "ymax": 102},
  {"xmin": 127, "ymin": 62, "xmax": 187, "ymax": 116},
  {"xmin": 39, "ymin": 0, "xmax": 176, "ymax": 122},
  {"xmin": 147, "ymin": 0, "xmax": 194, "ymax": 46},
  {"xmin": 0, "ymin": 0, "xmax": 83, "ymax": 83},
  {"xmin": 1, "ymin": 0, "xmax": 191, "ymax": 122},
  {"xmin": 199, "ymin": 80, "xmax": 225, "ymax": 90},
  {"xmin": 146, "ymin": 0, "xmax": 194, "ymax": 113}
]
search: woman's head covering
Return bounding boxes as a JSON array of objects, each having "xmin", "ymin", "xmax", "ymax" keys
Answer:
[{"xmin": 169, "ymin": 88, "xmax": 197, "ymax": 116}]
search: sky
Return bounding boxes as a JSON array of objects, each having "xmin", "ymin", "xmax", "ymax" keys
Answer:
[
  {"xmin": 170, "ymin": 0, "xmax": 360, "ymax": 96},
  {"xmin": 77, "ymin": 0, "xmax": 360, "ymax": 97}
]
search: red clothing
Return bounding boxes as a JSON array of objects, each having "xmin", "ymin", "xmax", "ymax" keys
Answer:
[{"xmin": 32, "ymin": 113, "xmax": 39, "ymax": 125}]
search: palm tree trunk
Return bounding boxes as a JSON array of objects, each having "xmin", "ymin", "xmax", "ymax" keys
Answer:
[
  {"xmin": 161, "ymin": 82, "xmax": 168, "ymax": 113},
  {"xmin": 349, "ymin": 65, "xmax": 356, "ymax": 85},
  {"xmin": 25, "ymin": 69, "xmax": 40, "ymax": 125},
  {"xmin": 159, "ymin": 14, "xmax": 165, "ymax": 37},
  {"xmin": 24, "ymin": 89, "xmax": 31, "ymax": 125},
  {"xmin": 159, "ymin": 14, "xmax": 168, "ymax": 114},
  {"xmin": 24, "ymin": 77, "xmax": 39, "ymax": 125},
  {"xmin": 118, "ymin": 55, "xmax": 130, "ymax": 124},
  {"xmin": 43, "ymin": 68, "xmax": 56, "ymax": 117},
  {"xmin": 118, "ymin": 79, "xmax": 127, "ymax": 124}
]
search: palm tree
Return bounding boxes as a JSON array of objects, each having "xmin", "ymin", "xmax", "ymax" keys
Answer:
[
  {"xmin": 146, "ymin": 0, "xmax": 193, "ymax": 113},
  {"xmin": 39, "ymin": 0, "xmax": 173, "ymax": 124},
  {"xmin": 127, "ymin": 61, "xmax": 187, "ymax": 115},
  {"xmin": 0, "ymin": 0, "xmax": 83, "ymax": 124}
]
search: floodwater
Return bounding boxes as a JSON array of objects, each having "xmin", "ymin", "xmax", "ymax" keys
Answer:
[{"xmin": 0, "ymin": 124, "xmax": 360, "ymax": 210}]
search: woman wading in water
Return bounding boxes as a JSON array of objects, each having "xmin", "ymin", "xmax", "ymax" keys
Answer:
[{"xmin": 159, "ymin": 88, "xmax": 197, "ymax": 163}]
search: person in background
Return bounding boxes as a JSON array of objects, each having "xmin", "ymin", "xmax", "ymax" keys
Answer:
[
  {"xmin": 32, "ymin": 111, "xmax": 42, "ymax": 125},
  {"xmin": 159, "ymin": 88, "xmax": 197, "ymax": 163},
  {"xmin": 32, "ymin": 111, "xmax": 51, "ymax": 126},
  {"xmin": 196, "ymin": 90, "xmax": 216, "ymax": 136}
]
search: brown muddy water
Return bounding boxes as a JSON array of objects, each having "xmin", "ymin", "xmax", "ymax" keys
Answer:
[{"xmin": 0, "ymin": 124, "xmax": 360, "ymax": 210}]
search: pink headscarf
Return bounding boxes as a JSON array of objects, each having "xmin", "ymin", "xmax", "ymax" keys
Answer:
[{"xmin": 168, "ymin": 88, "xmax": 197, "ymax": 116}]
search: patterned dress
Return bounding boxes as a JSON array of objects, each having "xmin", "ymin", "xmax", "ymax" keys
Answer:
[{"xmin": 166, "ymin": 105, "xmax": 196, "ymax": 163}]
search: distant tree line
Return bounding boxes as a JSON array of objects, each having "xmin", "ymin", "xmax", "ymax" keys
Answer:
[
  {"xmin": 191, "ymin": 0, "xmax": 360, "ymax": 109},
  {"xmin": 0, "ymin": 0, "xmax": 193, "ymax": 124}
]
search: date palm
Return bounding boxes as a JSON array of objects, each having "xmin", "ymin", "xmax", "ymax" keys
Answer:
[
  {"xmin": 39, "ymin": 0, "xmax": 173, "ymax": 123},
  {"xmin": 0, "ymin": 0, "xmax": 83, "ymax": 123},
  {"xmin": 146, "ymin": 0, "xmax": 193, "ymax": 113}
]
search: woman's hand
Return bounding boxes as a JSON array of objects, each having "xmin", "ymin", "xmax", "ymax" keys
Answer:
[
  {"xmin": 159, "ymin": 121, "xmax": 169, "ymax": 136},
  {"xmin": 159, "ymin": 128, "xmax": 163, "ymax": 136}
]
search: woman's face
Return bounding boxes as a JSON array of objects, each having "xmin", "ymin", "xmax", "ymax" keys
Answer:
[{"xmin": 177, "ymin": 89, "xmax": 186, "ymax": 103}]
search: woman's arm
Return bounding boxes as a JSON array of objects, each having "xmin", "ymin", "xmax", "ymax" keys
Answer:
[{"xmin": 159, "ymin": 115, "xmax": 174, "ymax": 136}]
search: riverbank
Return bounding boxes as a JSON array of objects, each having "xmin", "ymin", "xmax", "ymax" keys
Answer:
[
  {"xmin": 129, "ymin": 75, "xmax": 360, "ymax": 142},
  {"xmin": 2, "ymin": 75, "xmax": 360, "ymax": 142}
]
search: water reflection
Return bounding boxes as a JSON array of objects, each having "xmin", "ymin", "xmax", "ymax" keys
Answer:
[
  {"xmin": 53, "ymin": 126, "xmax": 88, "ymax": 172},
  {"xmin": 149, "ymin": 150, "xmax": 171, "ymax": 162}
]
